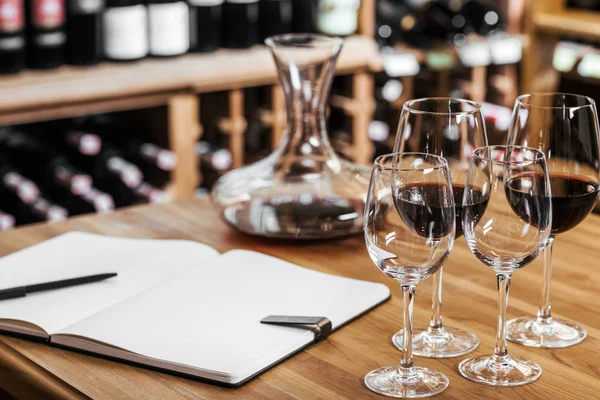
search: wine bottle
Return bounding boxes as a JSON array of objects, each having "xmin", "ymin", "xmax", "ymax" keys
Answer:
[
  {"xmin": 291, "ymin": 0, "xmax": 318, "ymax": 33},
  {"xmin": 259, "ymin": 0, "xmax": 292, "ymax": 41},
  {"xmin": 65, "ymin": 0, "xmax": 103, "ymax": 65},
  {"xmin": 103, "ymin": 0, "xmax": 148, "ymax": 61},
  {"xmin": 0, "ymin": 210, "xmax": 15, "ymax": 230},
  {"xmin": 455, "ymin": 0, "xmax": 501, "ymax": 36},
  {"xmin": 0, "ymin": 164, "xmax": 40, "ymax": 205},
  {"xmin": 317, "ymin": 0, "xmax": 360, "ymax": 37},
  {"xmin": 0, "ymin": 132, "xmax": 93, "ymax": 195},
  {"xmin": 405, "ymin": 0, "xmax": 463, "ymax": 41},
  {"xmin": 63, "ymin": 129, "xmax": 103, "ymax": 155},
  {"xmin": 195, "ymin": 141, "xmax": 232, "ymax": 171},
  {"xmin": 222, "ymin": 0, "xmax": 258, "ymax": 49},
  {"xmin": 133, "ymin": 182, "xmax": 168, "ymax": 203},
  {"xmin": 147, "ymin": 0, "xmax": 189, "ymax": 57},
  {"xmin": 105, "ymin": 137, "xmax": 177, "ymax": 171},
  {"xmin": 14, "ymin": 195, "xmax": 68, "ymax": 224},
  {"xmin": 81, "ymin": 122, "xmax": 178, "ymax": 171},
  {"xmin": 25, "ymin": 0, "xmax": 66, "ymax": 68},
  {"xmin": 375, "ymin": 0, "xmax": 433, "ymax": 49},
  {"xmin": 189, "ymin": 0, "xmax": 222, "ymax": 53},
  {"xmin": 0, "ymin": 0, "xmax": 26, "ymax": 74},
  {"xmin": 52, "ymin": 185, "xmax": 114, "ymax": 215},
  {"xmin": 85, "ymin": 154, "xmax": 143, "ymax": 207}
]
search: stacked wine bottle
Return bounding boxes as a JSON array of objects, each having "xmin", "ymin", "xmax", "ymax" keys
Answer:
[
  {"xmin": 0, "ymin": 120, "xmax": 178, "ymax": 229},
  {"xmin": 0, "ymin": 0, "xmax": 364, "ymax": 74}
]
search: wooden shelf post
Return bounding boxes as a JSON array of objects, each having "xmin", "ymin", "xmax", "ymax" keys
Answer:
[
  {"xmin": 351, "ymin": 71, "xmax": 375, "ymax": 165},
  {"xmin": 167, "ymin": 93, "xmax": 200, "ymax": 199}
]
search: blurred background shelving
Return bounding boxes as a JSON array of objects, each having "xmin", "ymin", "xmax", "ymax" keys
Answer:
[{"xmin": 2, "ymin": 0, "xmax": 600, "ymax": 229}]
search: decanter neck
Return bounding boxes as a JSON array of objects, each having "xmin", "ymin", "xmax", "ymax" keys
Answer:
[{"xmin": 268, "ymin": 36, "xmax": 343, "ymax": 158}]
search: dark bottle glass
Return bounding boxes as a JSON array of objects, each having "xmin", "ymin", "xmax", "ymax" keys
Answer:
[
  {"xmin": 0, "ymin": 131, "xmax": 93, "ymax": 195},
  {"xmin": 189, "ymin": 0, "xmax": 222, "ymax": 53},
  {"xmin": 0, "ymin": 0, "xmax": 26, "ymax": 74},
  {"xmin": 147, "ymin": 0, "xmax": 189, "ymax": 57},
  {"xmin": 291, "ymin": 0, "xmax": 318, "ymax": 33},
  {"xmin": 50, "ymin": 185, "xmax": 114, "ymax": 215},
  {"xmin": 102, "ymin": 0, "xmax": 148, "ymax": 61},
  {"xmin": 65, "ymin": 0, "xmax": 104, "ymax": 65},
  {"xmin": 13, "ymin": 195, "xmax": 68, "ymax": 224},
  {"xmin": 375, "ymin": 0, "xmax": 433, "ymax": 49},
  {"xmin": 259, "ymin": 0, "xmax": 292, "ymax": 41},
  {"xmin": 222, "ymin": 0, "xmax": 258, "ymax": 49},
  {"xmin": 80, "ymin": 120, "xmax": 178, "ymax": 171},
  {"xmin": 457, "ymin": 0, "xmax": 501, "ymax": 36},
  {"xmin": 0, "ymin": 163, "xmax": 40, "ymax": 206},
  {"xmin": 25, "ymin": 0, "xmax": 66, "ymax": 68},
  {"xmin": 405, "ymin": 0, "xmax": 463, "ymax": 41}
]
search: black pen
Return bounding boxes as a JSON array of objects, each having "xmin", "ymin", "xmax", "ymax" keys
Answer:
[{"xmin": 0, "ymin": 273, "xmax": 118, "ymax": 301}]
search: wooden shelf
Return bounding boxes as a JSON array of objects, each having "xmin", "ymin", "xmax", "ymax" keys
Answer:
[
  {"xmin": 0, "ymin": 36, "xmax": 380, "ymax": 125},
  {"xmin": 534, "ymin": 10, "xmax": 600, "ymax": 41}
]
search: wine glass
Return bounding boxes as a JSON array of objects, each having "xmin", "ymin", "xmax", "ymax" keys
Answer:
[
  {"xmin": 506, "ymin": 93, "xmax": 600, "ymax": 348},
  {"xmin": 392, "ymin": 98, "xmax": 487, "ymax": 358},
  {"xmin": 364, "ymin": 152, "xmax": 455, "ymax": 398},
  {"xmin": 459, "ymin": 145, "xmax": 552, "ymax": 386}
]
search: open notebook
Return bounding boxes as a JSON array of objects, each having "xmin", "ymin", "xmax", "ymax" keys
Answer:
[{"xmin": 0, "ymin": 232, "xmax": 390, "ymax": 386}]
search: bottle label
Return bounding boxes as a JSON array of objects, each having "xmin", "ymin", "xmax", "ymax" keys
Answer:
[
  {"xmin": 189, "ymin": 0, "xmax": 223, "ymax": 5},
  {"xmin": 34, "ymin": 30, "xmax": 65, "ymax": 46},
  {"xmin": 317, "ymin": 0, "xmax": 359, "ymax": 36},
  {"xmin": 0, "ymin": 35, "xmax": 24, "ymax": 50},
  {"xmin": 32, "ymin": 0, "xmax": 65, "ymax": 29},
  {"xmin": 148, "ymin": 2, "xmax": 189, "ymax": 56},
  {"xmin": 68, "ymin": 0, "xmax": 104, "ymax": 14},
  {"xmin": 103, "ymin": 5, "xmax": 148, "ymax": 60},
  {"xmin": 0, "ymin": 0, "xmax": 24, "ymax": 33}
]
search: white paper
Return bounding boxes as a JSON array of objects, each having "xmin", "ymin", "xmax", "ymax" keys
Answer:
[
  {"xmin": 0, "ymin": 232, "xmax": 219, "ymax": 333},
  {"xmin": 57, "ymin": 250, "xmax": 390, "ymax": 384}
]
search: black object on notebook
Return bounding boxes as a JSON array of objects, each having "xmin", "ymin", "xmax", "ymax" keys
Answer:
[{"xmin": 0, "ymin": 273, "xmax": 117, "ymax": 300}]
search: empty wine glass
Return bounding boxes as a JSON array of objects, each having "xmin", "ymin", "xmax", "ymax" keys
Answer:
[
  {"xmin": 392, "ymin": 98, "xmax": 486, "ymax": 358},
  {"xmin": 459, "ymin": 145, "xmax": 552, "ymax": 386},
  {"xmin": 364, "ymin": 152, "xmax": 455, "ymax": 398},
  {"xmin": 506, "ymin": 93, "xmax": 600, "ymax": 348}
]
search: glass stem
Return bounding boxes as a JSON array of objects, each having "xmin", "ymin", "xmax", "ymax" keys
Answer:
[
  {"xmin": 428, "ymin": 268, "xmax": 444, "ymax": 334},
  {"xmin": 537, "ymin": 236, "xmax": 555, "ymax": 324},
  {"xmin": 493, "ymin": 273, "xmax": 512, "ymax": 362},
  {"xmin": 400, "ymin": 284, "xmax": 416, "ymax": 370}
]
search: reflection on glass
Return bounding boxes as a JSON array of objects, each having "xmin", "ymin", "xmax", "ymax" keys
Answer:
[{"xmin": 364, "ymin": 152, "xmax": 455, "ymax": 398}]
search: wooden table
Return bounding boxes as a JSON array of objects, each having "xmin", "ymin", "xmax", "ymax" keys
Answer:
[{"xmin": 0, "ymin": 198, "xmax": 598, "ymax": 399}]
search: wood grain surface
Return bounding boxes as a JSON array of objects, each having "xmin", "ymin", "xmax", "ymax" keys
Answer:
[{"xmin": 0, "ymin": 198, "xmax": 598, "ymax": 399}]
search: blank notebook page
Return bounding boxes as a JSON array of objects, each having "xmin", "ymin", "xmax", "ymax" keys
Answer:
[
  {"xmin": 56, "ymin": 250, "xmax": 390, "ymax": 384},
  {"xmin": 0, "ymin": 232, "xmax": 220, "ymax": 334}
]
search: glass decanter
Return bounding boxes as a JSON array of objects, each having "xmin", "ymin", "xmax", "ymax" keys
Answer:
[{"xmin": 211, "ymin": 34, "xmax": 371, "ymax": 239}]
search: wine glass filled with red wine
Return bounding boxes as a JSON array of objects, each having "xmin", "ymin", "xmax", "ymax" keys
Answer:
[
  {"xmin": 364, "ymin": 153, "xmax": 455, "ymax": 398},
  {"xmin": 459, "ymin": 145, "xmax": 552, "ymax": 386},
  {"xmin": 392, "ymin": 98, "xmax": 487, "ymax": 358},
  {"xmin": 506, "ymin": 93, "xmax": 600, "ymax": 348}
]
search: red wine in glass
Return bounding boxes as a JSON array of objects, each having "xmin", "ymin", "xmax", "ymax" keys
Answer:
[
  {"xmin": 394, "ymin": 183, "xmax": 489, "ymax": 239},
  {"xmin": 505, "ymin": 173, "xmax": 598, "ymax": 234}
]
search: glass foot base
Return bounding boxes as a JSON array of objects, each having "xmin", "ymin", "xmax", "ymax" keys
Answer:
[
  {"xmin": 459, "ymin": 354, "xmax": 542, "ymax": 386},
  {"xmin": 393, "ymin": 326, "xmax": 479, "ymax": 358},
  {"xmin": 364, "ymin": 366, "xmax": 449, "ymax": 398},
  {"xmin": 507, "ymin": 317, "xmax": 587, "ymax": 348}
]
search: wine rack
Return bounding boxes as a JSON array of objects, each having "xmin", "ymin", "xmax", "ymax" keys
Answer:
[
  {"xmin": 523, "ymin": 0, "xmax": 600, "ymax": 93},
  {"xmin": 0, "ymin": 39, "xmax": 379, "ymax": 204}
]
